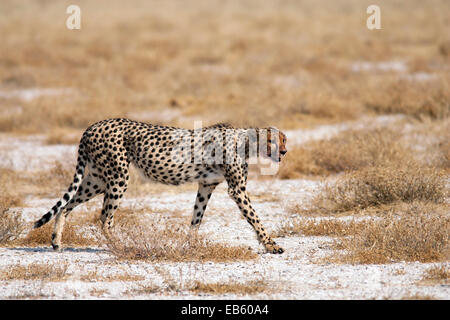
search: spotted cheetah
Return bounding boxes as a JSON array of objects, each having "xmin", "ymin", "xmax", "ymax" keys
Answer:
[{"xmin": 34, "ymin": 118, "xmax": 288, "ymax": 254}]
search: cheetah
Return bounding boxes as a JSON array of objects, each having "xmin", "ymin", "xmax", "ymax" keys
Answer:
[{"xmin": 33, "ymin": 118, "xmax": 288, "ymax": 254}]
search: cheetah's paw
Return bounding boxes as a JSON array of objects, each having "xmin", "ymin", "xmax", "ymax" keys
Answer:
[{"xmin": 265, "ymin": 243, "xmax": 285, "ymax": 254}]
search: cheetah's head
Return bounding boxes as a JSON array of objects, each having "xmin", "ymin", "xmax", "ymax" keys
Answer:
[{"xmin": 263, "ymin": 127, "xmax": 287, "ymax": 162}]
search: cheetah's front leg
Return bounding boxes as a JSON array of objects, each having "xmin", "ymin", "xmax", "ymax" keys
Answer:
[
  {"xmin": 224, "ymin": 163, "xmax": 284, "ymax": 254},
  {"xmin": 227, "ymin": 186, "xmax": 284, "ymax": 254}
]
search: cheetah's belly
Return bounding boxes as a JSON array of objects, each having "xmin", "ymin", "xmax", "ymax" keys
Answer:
[{"xmin": 132, "ymin": 162, "xmax": 224, "ymax": 186}]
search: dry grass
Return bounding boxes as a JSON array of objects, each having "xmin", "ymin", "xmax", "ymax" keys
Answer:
[
  {"xmin": 308, "ymin": 164, "xmax": 446, "ymax": 215},
  {"xmin": 400, "ymin": 293, "xmax": 438, "ymax": 300},
  {"xmin": 0, "ymin": 169, "xmax": 24, "ymax": 208},
  {"xmin": 364, "ymin": 77, "xmax": 450, "ymax": 120},
  {"xmin": 189, "ymin": 280, "xmax": 269, "ymax": 295},
  {"xmin": 14, "ymin": 219, "xmax": 98, "ymax": 248},
  {"xmin": 89, "ymin": 288, "xmax": 109, "ymax": 297},
  {"xmin": 127, "ymin": 263, "xmax": 271, "ymax": 296},
  {"xmin": 0, "ymin": 263, "xmax": 69, "ymax": 281},
  {"xmin": 279, "ymin": 116, "xmax": 450, "ymax": 179},
  {"xmin": 330, "ymin": 202, "xmax": 449, "ymax": 264},
  {"xmin": 0, "ymin": 0, "xmax": 449, "ymax": 135},
  {"xmin": 420, "ymin": 265, "xmax": 450, "ymax": 285},
  {"xmin": 106, "ymin": 214, "xmax": 257, "ymax": 262},
  {"xmin": 278, "ymin": 128, "xmax": 410, "ymax": 178},
  {"xmin": 33, "ymin": 162, "xmax": 75, "ymax": 196},
  {"xmin": 274, "ymin": 218, "xmax": 365, "ymax": 238},
  {"xmin": 0, "ymin": 170, "xmax": 27, "ymax": 245},
  {"xmin": 125, "ymin": 277, "xmax": 270, "ymax": 296},
  {"xmin": 125, "ymin": 284, "xmax": 161, "ymax": 296},
  {"xmin": 79, "ymin": 270, "xmax": 145, "ymax": 282},
  {"xmin": 0, "ymin": 208, "xmax": 26, "ymax": 243},
  {"xmin": 0, "ymin": 262, "xmax": 144, "ymax": 283},
  {"xmin": 45, "ymin": 128, "xmax": 82, "ymax": 145},
  {"xmin": 402, "ymin": 118, "xmax": 450, "ymax": 170},
  {"xmin": 0, "ymin": 162, "xmax": 75, "ymax": 203}
]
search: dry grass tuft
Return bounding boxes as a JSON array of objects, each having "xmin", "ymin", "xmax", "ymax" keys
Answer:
[
  {"xmin": 15, "ymin": 220, "xmax": 98, "ymax": 248},
  {"xmin": 310, "ymin": 164, "xmax": 446, "ymax": 215},
  {"xmin": 331, "ymin": 203, "xmax": 449, "ymax": 264},
  {"xmin": 421, "ymin": 265, "xmax": 450, "ymax": 285},
  {"xmin": 126, "ymin": 277, "xmax": 270, "ymax": 296},
  {"xmin": 0, "ymin": 208, "xmax": 26, "ymax": 244},
  {"xmin": 89, "ymin": 288, "xmax": 109, "ymax": 297},
  {"xmin": 400, "ymin": 293, "xmax": 438, "ymax": 300},
  {"xmin": 0, "ymin": 263, "xmax": 69, "ymax": 281},
  {"xmin": 79, "ymin": 270, "xmax": 145, "ymax": 282},
  {"xmin": 278, "ymin": 128, "xmax": 410, "ymax": 178},
  {"xmin": 106, "ymin": 214, "xmax": 257, "ymax": 262},
  {"xmin": 274, "ymin": 218, "xmax": 365, "ymax": 238}
]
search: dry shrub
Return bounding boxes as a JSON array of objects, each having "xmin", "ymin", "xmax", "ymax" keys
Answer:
[
  {"xmin": 274, "ymin": 218, "xmax": 365, "ymax": 238},
  {"xmin": 333, "ymin": 203, "xmax": 449, "ymax": 264},
  {"xmin": 106, "ymin": 214, "xmax": 257, "ymax": 262},
  {"xmin": 189, "ymin": 280, "xmax": 268, "ymax": 295},
  {"xmin": 0, "ymin": 263, "xmax": 69, "ymax": 281},
  {"xmin": 278, "ymin": 128, "xmax": 410, "ymax": 178},
  {"xmin": 0, "ymin": 208, "xmax": 26, "ymax": 244},
  {"xmin": 312, "ymin": 164, "xmax": 446, "ymax": 214}
]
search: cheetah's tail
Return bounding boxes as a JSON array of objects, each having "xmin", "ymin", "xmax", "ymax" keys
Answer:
[{"xmin": 33, "ymin": 145, "xmax": 87, "ymax": 229}]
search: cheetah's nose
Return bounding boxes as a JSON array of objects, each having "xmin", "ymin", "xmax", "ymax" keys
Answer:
[{"xmin": 280, "ymin": 150, "xmax": 287, "ymax": 156}]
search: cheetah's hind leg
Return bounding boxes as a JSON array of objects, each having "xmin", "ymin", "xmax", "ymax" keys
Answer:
[{"xmin": 51, "ymin": 173, "xmax": 106, "ymax": 251}]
